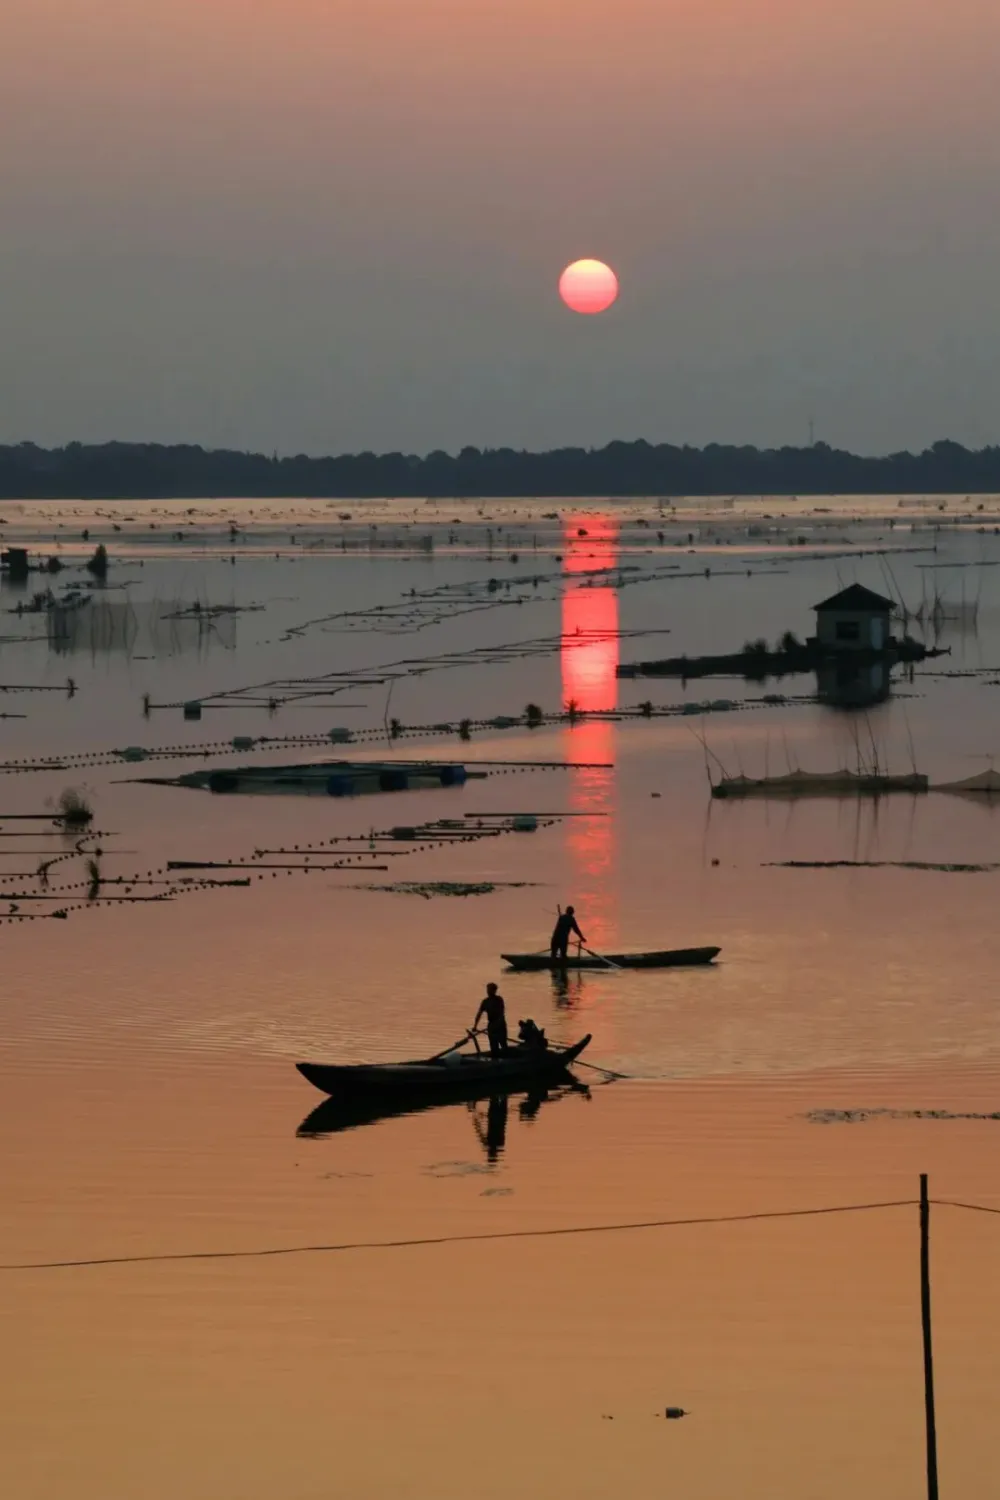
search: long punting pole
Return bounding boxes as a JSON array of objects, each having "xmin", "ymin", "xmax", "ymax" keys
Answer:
[{"xmin": 920, "ymin": 1173, "xmax": 939, "ymax": 1500}]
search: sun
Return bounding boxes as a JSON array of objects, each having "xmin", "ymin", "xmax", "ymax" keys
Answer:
[{"xmin": 559, "ymin": 259, "xmax": 619, "ymax": 315}]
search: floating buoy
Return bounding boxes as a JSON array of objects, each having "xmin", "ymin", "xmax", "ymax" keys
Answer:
[{"xmin": 438, "ymin": 765, "xmax": 467, "ymax": 787}]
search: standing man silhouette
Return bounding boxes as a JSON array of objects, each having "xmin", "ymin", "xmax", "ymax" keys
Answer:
[
  {"xmin": 474, "ymin": 982, "xmax": 508, "ymax": 1057},
  {"xmin": 550, "ymin": 905, "xmax": 585, "ymax": 963}
]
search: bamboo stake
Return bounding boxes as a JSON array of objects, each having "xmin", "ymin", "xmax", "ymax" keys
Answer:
[{"xmin": 920, "ymin": 1173, "xmax": 939, "ymax": 1500}]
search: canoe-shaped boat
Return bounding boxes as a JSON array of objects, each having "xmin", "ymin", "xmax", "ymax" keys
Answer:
[
  {"xmin": 501, "ymin": 947, "xmax": 720, "ymax": 972},
  {"xmin": 296, "ymin": 1034, "xmax": 592, "ymax": 1098}
]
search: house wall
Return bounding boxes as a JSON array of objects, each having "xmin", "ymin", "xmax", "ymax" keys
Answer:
[{"xmin": 815, "ymin": 610, "xmax": 890, "ymax": 651}]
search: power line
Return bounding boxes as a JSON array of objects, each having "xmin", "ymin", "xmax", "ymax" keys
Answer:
[
  {"xmin": 935, "ymin": 1199, "xmax": 1000, "ymax": 1217},
  {"xmin": 0, "ymin": 1198, "xmax": 916, "ymax": 1274}
]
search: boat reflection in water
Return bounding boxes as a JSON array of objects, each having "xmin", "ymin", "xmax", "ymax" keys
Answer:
[{"xmin": 297, "ymin": 1077, "xmax": 590, "ymax": 1162}]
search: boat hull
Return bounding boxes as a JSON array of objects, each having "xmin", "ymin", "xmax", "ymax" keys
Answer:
[
  {"xmin": 296, "ymin": 1035, "xmax": 592, "ymax": 1098},
  {"xmin": 501, "ymin": 947, "xmax": 720, "ymax": 972}
]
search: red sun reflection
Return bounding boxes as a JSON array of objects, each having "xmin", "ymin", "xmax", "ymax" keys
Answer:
[
  {"xmin": 561, "ymin": 518, "xmax": 618, "ymax": 951},
  {"xmin": 562, "ymin": 527, "xmax": 619, "ymax": 713}
]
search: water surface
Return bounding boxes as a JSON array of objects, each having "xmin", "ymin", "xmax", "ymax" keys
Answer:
[{"xmin": 3, "ymin": 495, "xmax": 1000, "ymax": 1498}]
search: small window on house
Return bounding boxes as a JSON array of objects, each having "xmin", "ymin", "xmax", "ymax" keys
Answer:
[{"xmin": 835, "ymin": 620, "xmax": 860, "ymax": 642}]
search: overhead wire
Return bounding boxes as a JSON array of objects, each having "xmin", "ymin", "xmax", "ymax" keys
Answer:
[
  {"xmin": 935, "ymin": 1199, "xmax": 1000, "ymax": 1217},
  {"xmin": 1, "ymin": 1198, "xmax": 918, "ymax": 1274}
]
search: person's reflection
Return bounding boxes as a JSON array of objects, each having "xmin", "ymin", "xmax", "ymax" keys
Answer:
[
  {"xmin": 518, "ymin": 1087, "xmax": 548, "ymax": 1122},
  {"xmin": 550, "ymin": 970, "xmax": 585, "ymax": 1010},
  {"xmin": 467, "ymin": 1083, "xmax": 592, "ymax": 1160},
  {"xmin": 471, "ymin": 1093, "xmax": 509, "ymax": 1162}
]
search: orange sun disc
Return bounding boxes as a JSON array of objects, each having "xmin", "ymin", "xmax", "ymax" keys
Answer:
[{"xmin": 558, "ymin": 259, "xmax": 619, "ymax": 314}]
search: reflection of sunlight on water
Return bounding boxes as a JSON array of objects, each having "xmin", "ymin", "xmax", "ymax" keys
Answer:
[
  {"xmin": 562, "ymin": 591, "xmax": 618, "ymax": 712},
  {"xmin": 563, "ymin": 720, "xmax": 616, "ymax": 949},
  {"xmin": 561, "ymin": 517, "xmax": 618, "ymax": 950}
]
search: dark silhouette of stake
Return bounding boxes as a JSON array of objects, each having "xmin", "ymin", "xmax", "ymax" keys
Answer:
[{"xmin": 920, "ymin": 1173, "xmax": 939, "ymax": 1500}]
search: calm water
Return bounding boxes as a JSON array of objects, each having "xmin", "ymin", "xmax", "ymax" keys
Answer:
[{"xmin": 3, "ymin": 496, "xmax": 1000, "ymax": 1498}]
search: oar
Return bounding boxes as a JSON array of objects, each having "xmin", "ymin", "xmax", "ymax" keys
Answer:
[
  {"xmin": 429, "ymin": 1028, "xmax": 483, "ymax": 1061},
  {"xmin": 573, "ymin": 1057, "xmax": 631, "ymax": 1081},
  {"xmin": 554, "ymin": 1034, "xmax": 630, "ymax": 1081},
  {"xmin": 581, "ymin": 945, "xmax": 623, "ymax": 971}
]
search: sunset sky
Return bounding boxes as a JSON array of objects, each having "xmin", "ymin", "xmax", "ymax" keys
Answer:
[{"xmin": 2, "ymin": 0, "xmax": 999, "ymax": 454}]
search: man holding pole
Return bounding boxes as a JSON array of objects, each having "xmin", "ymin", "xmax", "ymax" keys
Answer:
[{"xmin": 550, "ymin": 905, "xmax": 586, "ymax": 963}]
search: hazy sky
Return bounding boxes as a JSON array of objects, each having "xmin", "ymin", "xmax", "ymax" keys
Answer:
[{"xmin": 2, "ymin": 0, "xmax": 999, "ymax": 455}]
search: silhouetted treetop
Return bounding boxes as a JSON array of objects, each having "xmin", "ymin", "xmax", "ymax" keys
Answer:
[{"xmin": 1, "ymin": 437, "xmax": 999, "ymax": 499}]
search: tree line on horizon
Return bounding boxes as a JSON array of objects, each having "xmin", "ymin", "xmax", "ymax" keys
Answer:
[{"xmin": 0, "ymin": 437, "xmax": 998, "ymax": 500}]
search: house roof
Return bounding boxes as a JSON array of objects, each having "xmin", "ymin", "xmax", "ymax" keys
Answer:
[{"xmin": 813, "ymin": 583, "xmax": 895, "ymax": 614}]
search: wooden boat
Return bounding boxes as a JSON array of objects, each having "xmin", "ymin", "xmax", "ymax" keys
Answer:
[
  {"xmin": 501, "ymin": 947, "xmax": 720, "ymax": 972},
  {"xmin": 296, "ymin": 1034, "xmax": 592, "ymax": 1098}
]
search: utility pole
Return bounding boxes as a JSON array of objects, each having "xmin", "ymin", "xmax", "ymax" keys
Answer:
[
  {"xmin": 808, "ymin": 416, "xmax": 815, "ymax": 447},
  {"xmin": 920, "ymin": 1173, "xmax": 939, "ymax": 1500}
]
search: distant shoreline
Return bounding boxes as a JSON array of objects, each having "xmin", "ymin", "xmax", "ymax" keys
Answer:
[{"xmin": 1, "ymin": 437, "xmax": 999, "ymax": 500}]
